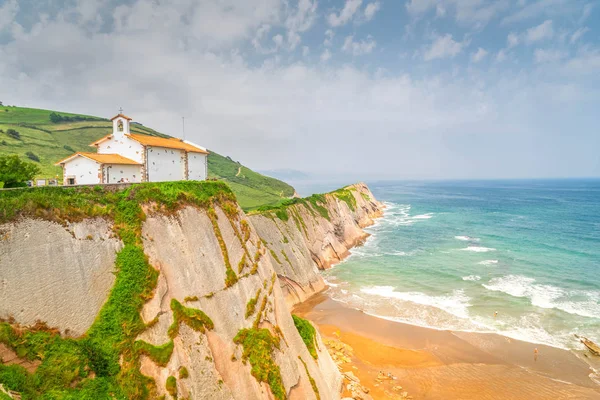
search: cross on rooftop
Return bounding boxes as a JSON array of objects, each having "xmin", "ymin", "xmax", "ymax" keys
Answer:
[{"xmin": 119, "ymin": 107, "xmax": 123, "ymax": 114}]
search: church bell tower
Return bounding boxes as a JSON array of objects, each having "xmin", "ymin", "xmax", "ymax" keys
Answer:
[{"xmin": 111, "ymin": 108, "xmax": 132, "ymax": 139}]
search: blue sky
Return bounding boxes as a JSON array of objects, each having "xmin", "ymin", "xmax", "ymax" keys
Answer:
[{"xmin": 1, "ymin": 0, "xmax": 599, "ymax": 180}]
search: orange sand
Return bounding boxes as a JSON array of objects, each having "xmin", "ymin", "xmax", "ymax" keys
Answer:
[{"xmin": 295, "ymin": 293, "xmax": 600, "ymax": 400}]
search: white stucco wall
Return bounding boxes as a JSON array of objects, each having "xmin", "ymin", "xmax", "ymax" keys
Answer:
[
  {"xmin": 187, "ymin": 152, "xmax": 207, "ymax": 181},
  {"xmin": 63, "ymin": 156, "xmax": 101, "ymax": 185},
  {"xmin": 146, "ymin": 146, "xmax": 186, "ymax": 182},
  {"xmin": 96, "ymin": 135, "xmax": 145, "ymax": 164},
  {"xmin": 102, "ymin": 164, "xmax": 142, "ymax": 184}
]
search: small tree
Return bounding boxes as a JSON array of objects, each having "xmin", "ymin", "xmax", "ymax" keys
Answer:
[
  {"xmin": 25, "ymin": 151, "xmax": 40, "ymax": 162},
  {"xmin": 0, "ymin": 155, "xmax": 41, "ymax": 188},
  {"xmin": 0, "ymin": 101, "xmax": 3, "ymax": 106},
  {"xmin": 6, "ymin": 129, "xmax": 20, "ymax": 140},
  {"xmin": 63, "ymin": 144, "xmax": 75, "ymax": 152},
  {"xmin": 49, "ymin": 112, "xmax": 63, "ymax": 123}
]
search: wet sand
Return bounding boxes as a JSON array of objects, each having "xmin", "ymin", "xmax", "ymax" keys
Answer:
[{"xmin": 294, "ymin": 293, "xmax": 600, "ymax": 400}]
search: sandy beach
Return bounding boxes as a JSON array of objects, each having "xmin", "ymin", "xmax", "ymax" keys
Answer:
[{"xmin": 294, "ymin": 292, "xmax": 600, "ymax": 400}]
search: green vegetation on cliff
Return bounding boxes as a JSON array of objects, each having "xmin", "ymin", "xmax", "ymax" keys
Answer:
[
  {"xmin": 233, "ymin": 329, "xmax": 285, "ymax": 400},
  {"xmin": 0, "ymin": 181, "xmax": 230, "ymax": 399},
  {"xmin": 292, "ymin": 315, "xmax": 318, "ymax": 360},
  {"xmin": 0, "ymin": 106, "xmax": 295, "ymax": 209}
]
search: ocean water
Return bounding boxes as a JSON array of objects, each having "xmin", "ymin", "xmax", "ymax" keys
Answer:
[{"xmin": 322, "ymin": 179, "xmax": 600, "ymax": 350}]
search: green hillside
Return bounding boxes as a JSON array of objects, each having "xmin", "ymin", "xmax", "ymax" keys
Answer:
[{"xmin": 0, "ymin": 105, "xmax": 295, "ymax": 209}]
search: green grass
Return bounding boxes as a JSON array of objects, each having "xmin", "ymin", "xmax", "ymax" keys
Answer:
[
  {"xmin": 233, "ymin": 329, "xmax": 285, "ymax": 400},
  {"xmin": 134, "ymin": 340, "xmax": 174, "ymax": 367},
  {"xmin": 168, "ymin": 299, "xmax": 215, "ymax": 339},
  {"xmin": 0, "ymin": 181, "xmax": 230, "ymax": 399},
  {"xmin": 245, "ymin": 289, "xmax": 262, "ymax": 319},
  {"xmin": 250, "ymin": 192, "xmax": 331, "ymax": 225},
  {"xmin": 165, "ymin": 376, "xmax": 177, "ymax": 398},
  {"xmin": 292, "ymin": 316, "xmax": 318, "ymax": 360},
  {"xmin": 332, "ymin": 188, "xmax": 357, "ymax": 211},
  {"xmin": 208, "ymin": 151, "xmax": 295, "ymax": 210},
  {"xmin": 0, "ymin": 105, "xmax": 295, "ymax": 210}
]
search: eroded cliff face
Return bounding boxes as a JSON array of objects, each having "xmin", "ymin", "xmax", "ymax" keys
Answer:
[
  {"xmin": 0, "ymin": 218, "xmax": 120, "ymax": 336},
  {"xmin": 0, "ymin": 182, "xmax": 356, "ymax": 400},
  {"xmin": 136, "ymin": 205, "xmax": 342, "ymax": 400},
  {"xmin": 249, "ymin": 183, "xmax": 384, "ymax": 306}
]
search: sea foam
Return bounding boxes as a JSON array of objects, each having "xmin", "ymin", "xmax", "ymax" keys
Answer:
[
  {"xmin": 478, "ymin": 260, "xmax": 499, "ymax": 265},
  {"xmin": 360, "ymin": 286, "xmax": 471, "ymax": 319},
  {"xmin": 455, "ymin": 235, "xmax": 480, "ymax": 242},
  {"xmin": 461, "ymin": 246, "xmax": 496, "ymax": 253},
  {"xmin": 462, "ymin": 275, "xmax": 481, "ymax": 281},
  {"xmin": 483, "ymin": 275, "xmax": 600, "ymax": 319}
]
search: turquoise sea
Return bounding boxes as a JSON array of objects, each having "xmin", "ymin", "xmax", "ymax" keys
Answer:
[{"xmin": 322, "ymin": 180, "xmax": 600, "ymax": 350}]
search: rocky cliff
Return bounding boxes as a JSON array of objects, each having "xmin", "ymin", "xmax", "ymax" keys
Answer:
[
  {"xmin": 249, "ymin": 183, "xmax": 384, "ymax": 306},
  {"xmin": 0, "ymin": 181, "xmax": 382, "ymax": 400}
]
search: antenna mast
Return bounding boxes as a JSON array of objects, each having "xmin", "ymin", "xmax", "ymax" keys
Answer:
[{"xmin": 182, "ymin": 116, "xmax": 185, "ymax": 140}]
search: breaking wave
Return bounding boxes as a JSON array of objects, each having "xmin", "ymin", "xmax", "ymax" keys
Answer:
[
  {"xmin": 462, "ymin": 275, "xmax": 481, "ymax": 281},
  {"xmin": 360, "ymin": 286, "xmax": 472, "ymax": 319},
  {"xmin": 483, "ymin": 275, "xmax": 600, "ymax": 319},
  {"xmin": 455, "ymin": 236, "xmax": 480, "ymax": 242},
  {"xmin": 478, "ymin": 260, "xmax": 499, "ymax": 266},
  {"xmin": 461, "ymin": 246, "xmax": 496, "ymax": 253}
]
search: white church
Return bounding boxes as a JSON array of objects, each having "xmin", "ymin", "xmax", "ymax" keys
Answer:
[{"xmin": 57, "ymin": 113, "xmax": 208, "ymax": 185}]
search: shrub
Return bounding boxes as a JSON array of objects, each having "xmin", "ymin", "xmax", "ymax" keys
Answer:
[
  {"xmin": 6, "ymin": 128, "xmax": 20, "ymax": 140},
  {"xmin": 0, "ymin": 140, "xmax": 6, "ymax": 146},
  {"xmin": 63, "ymin": 145, "xmax": 75, "ymax": 152},
  {"xmin": 165, "ymin": 376, "xmax": 177, "ymax": 398},
  {"xmin": 292, "ymin": 315, "xmax": 318, "ymax": 359},
  {"xmin": 25, "ymin": 151, "xmax": 40, "ymax": 162},
  {"xmin": 178, "ymin": 366, "xmax": 189, "ymax": 379},
  {"xmin": 0, "ymin": 155, "xmax": 40, "ymax": 188}
]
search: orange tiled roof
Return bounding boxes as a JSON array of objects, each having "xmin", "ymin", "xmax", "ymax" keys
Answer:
[
  {"xmin": 128, "ymin": 134, "xmax": 209, "ymax": 153},
  {"xmin": 55, "ymin": 152, "xmax": 141, "ymax": 166},
  {"xmin": 89, "ymin": 134, "xmax": 112, "ymax": 146},
  {"xmin": 110, "ymin": 113, "xmax": 133, "ymax": 121}
]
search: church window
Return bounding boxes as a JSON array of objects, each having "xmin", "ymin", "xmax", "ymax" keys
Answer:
[{"xmin": 118, "ymin": 120, "xmax": 124, "ymax": 132}]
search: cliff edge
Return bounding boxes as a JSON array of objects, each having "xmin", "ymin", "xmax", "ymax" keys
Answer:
[
  {"xmin": 249, "ymin": 183, "xmax": 384, "ymax": 306},
  {"xmin": 0, "ymin": 181, "xmax": 384, "ymax": 400}
]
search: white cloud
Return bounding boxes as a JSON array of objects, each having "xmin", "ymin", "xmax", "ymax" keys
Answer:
[
  {"xmin": 285, "ymin": 0, "xmax": 318, "ymax": 33},
  {"xmin": 342, "ymin": 35, "xmax": 377, "ymax": 56},
  {"xmin": 570, "ymin": 27, "xmax": 589, "ymax": 44},
  {"xmin": 471, "ymin": 47, "xmax": 488, "ymax": 63},
  {"xmin": 507, "ymin": 32, "xmax": 519, "ymax": 48},
  {"xmin": 328, "ymin": 0, "xmax": 363, "ymax": 27},
  {"xmin": 324, "ymin": 29, "xmax": 335, "ymax": 47},
  {"xmin": 320, "ymin": 49, "xmax": 332, "ymax": 61},
  {"xmin": 424, "ymin": 34, "xmax": 469, "ymax": 61},
  {"xmin": 563, "ymin": 49, "xmax": 600, "ymax": 76},
  {"xmin": 287, "ymin": 31, "xmax": 301, "ymax": 50},
  {"xmin": 534, "ymin": 48, "xmax": 567, "ymax": 63},
  {"xmin": 2, "ymin": 0, "xmax": 599, "ymax": 180},
  {"xmin": 364, "ymin": 2, "xmax": 381, "ymax": 21},
  {"xmin": 524, "ymin": 20, "xmax": 553, "ymax": 44},
  {"xmin": 502, "ymin": 0, "xmax": 582, "ymax": 24},
  {"xmin": 0, "ymin": 0, "xmax": 19, "ymax": 32},
  {"xmin": 406, "ymin": 0, "xmax": 508, "ymax": 26},
  {"xmin": 496, "ymin": 49, "xmax": 507, "ymax": 62}
]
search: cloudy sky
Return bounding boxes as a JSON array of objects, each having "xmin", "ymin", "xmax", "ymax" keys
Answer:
[{"xmin": 1, "ymin": 0, "xmax": 599, "ymax": 180}]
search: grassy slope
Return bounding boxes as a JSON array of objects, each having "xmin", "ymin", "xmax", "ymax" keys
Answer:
[
  {"xmin": 207, "ymin": 151, "xmax": 295, "ymax": 210},
  {"xmin": 0, "ymin": 106, "xmax": 295, "ymax": 209}
]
